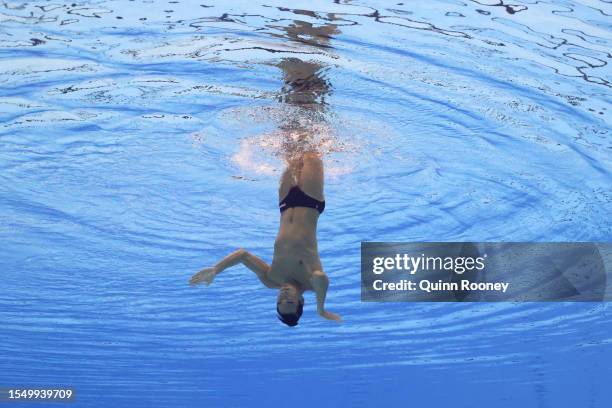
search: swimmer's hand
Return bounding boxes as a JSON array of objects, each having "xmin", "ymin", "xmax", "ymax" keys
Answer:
[
  {"xmin": 319, "ymin": 310, "xmax": 342, "ymax": 323},
  {"xmin": 312, "ymin": 270, "xmax": 341, "ymax": 323},
  {"xmin": 189, "ymin": 267, "xmax": 217, "ymax": 286}
]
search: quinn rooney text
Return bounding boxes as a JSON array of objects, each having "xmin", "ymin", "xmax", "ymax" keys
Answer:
[{"xmin": 372, "ymin": 279, "xmax": 510, "ymax": 293}]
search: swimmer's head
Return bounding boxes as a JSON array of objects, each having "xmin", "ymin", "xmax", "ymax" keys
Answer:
[{"xmin": 276, "ymin": 283, "xmax": 304, "ymax": 327}]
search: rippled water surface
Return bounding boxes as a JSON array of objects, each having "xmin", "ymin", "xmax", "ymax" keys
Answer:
[{"xmin": 1, "ymin": 0, "xmax": 611, "ymax": 407}]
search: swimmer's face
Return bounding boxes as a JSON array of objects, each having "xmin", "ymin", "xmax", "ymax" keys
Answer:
[{"xmin": 277, "ymin": 284, "xmax": 304, "ymax": 326}]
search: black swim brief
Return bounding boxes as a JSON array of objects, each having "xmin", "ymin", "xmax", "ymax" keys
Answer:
[{"xmin": 279, "ymin": 186, "xmax": 325, "ymax": 214}]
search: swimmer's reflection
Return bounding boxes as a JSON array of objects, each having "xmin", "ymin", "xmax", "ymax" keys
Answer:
[
  {"xmin": 278, "ymin": 58, "xmax": 331, "ymax": 110},
  {"xmin": 189, "ymin": 20, "xmax": 341, "ymax": 326},
  {"xmin": 276, "ymin": 20, "xmax": 338, "ymax": 123}
]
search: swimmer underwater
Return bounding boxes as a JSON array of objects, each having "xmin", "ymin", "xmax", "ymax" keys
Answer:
[{"xmin": 189, "ymin": 151, "xmax": 342, "ymax": 327}]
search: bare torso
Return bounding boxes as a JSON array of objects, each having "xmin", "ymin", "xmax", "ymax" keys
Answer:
[{"xmin": 269, "ymin": 207, "xmax": 322, "ymax": 290}]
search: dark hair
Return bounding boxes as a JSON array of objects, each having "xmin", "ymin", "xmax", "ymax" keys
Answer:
[{"xmin": 277, "ymin": 299, "xmax": 304, "ymax": 327}]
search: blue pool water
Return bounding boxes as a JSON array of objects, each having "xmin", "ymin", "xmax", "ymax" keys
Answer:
[{"xmin": 1, "ymin": 0, "xmax": 611, "ymax": 406}]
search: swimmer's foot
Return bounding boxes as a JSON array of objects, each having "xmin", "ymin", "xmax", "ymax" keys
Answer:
[{"xmin": 189, "ymin": 267, "xmax": 217, "ymax": 286}]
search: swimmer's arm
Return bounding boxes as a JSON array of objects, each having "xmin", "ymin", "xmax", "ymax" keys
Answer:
[
  {"xmin": 189, "ymin": 248, "xmax": 279, "ymax": 289},
  {"xmin": 311, "ymin": 271, "xmax": 342, "ymax": 322}
]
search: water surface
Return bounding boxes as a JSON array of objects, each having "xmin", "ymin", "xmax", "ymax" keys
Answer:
[{"xmin": 1, "ymin": 0, "xmax": 611, "ymax": 407}]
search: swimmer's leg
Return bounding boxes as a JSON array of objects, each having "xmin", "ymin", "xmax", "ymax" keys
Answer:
[
  {"xmin": 298, "ymin": 151, "xmax": 324, "ymax": 201},
  {"xmin": 278, "ymin": 166, "xmax": 297, "ymax": 202}
]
